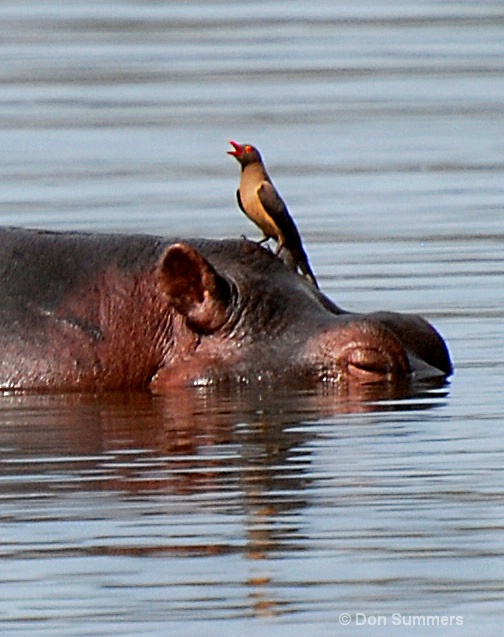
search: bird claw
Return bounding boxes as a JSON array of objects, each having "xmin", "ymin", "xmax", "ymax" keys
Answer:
[
  {"xmin": 259, "ymin": 237, "xmax": 276, "ymax": 252},
  {"xmin": 239, "ymin": 235, "xmax": 272, "ymax": 253}
]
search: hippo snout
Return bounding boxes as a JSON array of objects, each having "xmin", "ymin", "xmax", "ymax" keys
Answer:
[{"xmin": 305, "ymin": 319, "xmax": 411, "ymax": 384}]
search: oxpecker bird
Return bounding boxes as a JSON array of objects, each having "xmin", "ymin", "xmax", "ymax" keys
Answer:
[{"xmin": 227, "ymin": 141, "xmax": 318, "ymax": 288}]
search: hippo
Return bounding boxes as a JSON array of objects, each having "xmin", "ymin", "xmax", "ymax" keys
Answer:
[{"xmin": 0, "ymin": 227, "xmax": 452, "ymax": 392}]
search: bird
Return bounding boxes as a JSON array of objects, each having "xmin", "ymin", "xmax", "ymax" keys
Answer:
[{"xmin": 227, "ymin": 140, "xmax": 318, "ymax": 288}]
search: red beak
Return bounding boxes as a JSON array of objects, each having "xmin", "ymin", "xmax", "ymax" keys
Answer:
[{"xmin": 227, "ymin": 140, "xmax": 245, "ymax": 158}]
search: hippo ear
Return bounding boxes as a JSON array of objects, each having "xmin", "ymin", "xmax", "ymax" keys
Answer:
[{"xmin": 157, "ymin": 243, "xmax": 231, "ymax": 332}]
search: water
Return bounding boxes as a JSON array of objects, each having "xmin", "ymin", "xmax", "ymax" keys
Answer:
[{"xmin": 0, "ymin": 1, "xmax": 503, "ymax": 635}]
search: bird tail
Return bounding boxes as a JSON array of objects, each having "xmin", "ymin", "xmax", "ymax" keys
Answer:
[{"xmin": 281, "ymin": 246, "xmax": 319, "ymax": 289}]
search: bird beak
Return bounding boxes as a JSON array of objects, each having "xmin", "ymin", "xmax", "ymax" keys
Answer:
[{"xmin": 227, "ymin": 140, "xmax": 244, "ymax": 158}]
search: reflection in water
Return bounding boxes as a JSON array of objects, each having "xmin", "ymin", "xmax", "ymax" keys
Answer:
[
  {"xmin": 0, "ymin": 382, "xmax": 449, "ymax": 625},
  {"xmin": 0, "ymin": 381, "xmax": 447, "ymax": 523},
  {"xmin": 0, "ymin": 379, "xmax": 448, "ymax": 491},
  {"xmin": 1, "ymin": 0, "xmax": 503, "ymax": 634}
]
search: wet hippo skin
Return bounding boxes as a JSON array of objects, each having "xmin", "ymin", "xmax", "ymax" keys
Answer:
[{"xmin": 0, "ymin": 227, "xmax": 452, "ymax": 391}]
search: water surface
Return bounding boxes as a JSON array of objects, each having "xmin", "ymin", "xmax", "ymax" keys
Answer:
[{"xmin": 0, "ymin": 1, "xmax": 503, "ymax": 635}]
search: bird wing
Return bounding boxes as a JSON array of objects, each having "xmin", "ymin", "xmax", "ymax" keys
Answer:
[
  {"xmin": 257, "ymin": 181, "xmax": 303, "ymax": 248},
  {"xmin": 236, "ymin": 189, "xmax": 246, "ymax": 214}
]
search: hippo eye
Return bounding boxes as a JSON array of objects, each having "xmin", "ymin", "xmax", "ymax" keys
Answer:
[{"xmin": 245, "ymin": 145, "xmax": 253, "ymax": 153}]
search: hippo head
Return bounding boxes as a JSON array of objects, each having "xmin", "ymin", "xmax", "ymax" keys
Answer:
[{"xmin": 148, "ymin": 239, "xmax": 449, "ymax": 391}]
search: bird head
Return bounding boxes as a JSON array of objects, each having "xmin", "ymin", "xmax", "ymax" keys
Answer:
[{"xmin": 227, "ymin": 141, "xmax": 263, "ymax": 167}]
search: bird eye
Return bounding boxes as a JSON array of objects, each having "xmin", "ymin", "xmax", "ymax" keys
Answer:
[{"xmin": 245, "ymin": 145, "xmax": 252, "ymax": 153}]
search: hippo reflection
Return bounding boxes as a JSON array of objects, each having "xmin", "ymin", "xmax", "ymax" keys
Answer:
[{"xmin": 0, "ymin": 227, "xmax": 452, "ymax": 391}]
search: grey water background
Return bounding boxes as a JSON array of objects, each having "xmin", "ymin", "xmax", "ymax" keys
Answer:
[{"xmin": 0, "ymin": 1, "xmax": 503, "ymax": 635}]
